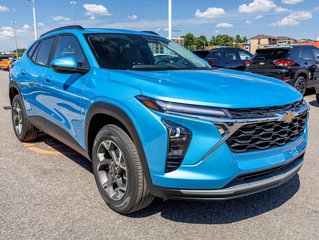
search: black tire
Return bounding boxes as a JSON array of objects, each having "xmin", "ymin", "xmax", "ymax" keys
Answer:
[
  {"xmin": 293, "ymin": 76, "xmax": 307, "ymax": 96},
  {"xmin": 316, "ymin": 94, "xmax": 319, "ymax": 104},
  {"xmin": 92, "ymin": 125, "xmax": 154, "ymax": 214},
  {"xmin": 11, "ymin": 94, "xmax": 39, "ymax": 142}
]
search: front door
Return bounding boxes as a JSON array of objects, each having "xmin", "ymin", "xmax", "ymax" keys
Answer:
[{"xmin": 40, "ymin": 34, "xmax": 90, "ymax": 148}]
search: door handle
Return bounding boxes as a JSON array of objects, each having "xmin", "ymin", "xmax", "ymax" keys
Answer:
[
  {"xmin": 20, "ymin": 69, "xmax": 26, "ymax": 75},
  {"xmin": 44, "ymin": 75, "xmax": 52, "ymax": 83}
]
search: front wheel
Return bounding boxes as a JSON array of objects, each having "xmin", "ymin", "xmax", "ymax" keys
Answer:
[
  {"xmin": 92, "ymin": 125, "xmax": 154, "ymax": 214},
  {"xmin": 293, "ymin": 76, "xmax": 307, "ymax": 96}
]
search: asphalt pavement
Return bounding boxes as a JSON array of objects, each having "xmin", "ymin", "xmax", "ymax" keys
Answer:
[{"xmin": 0, "ymin": 70, "xmax": 318, "ymax": 240}]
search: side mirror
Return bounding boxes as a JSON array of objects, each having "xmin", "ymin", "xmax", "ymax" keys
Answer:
[{"xmin": 51, "ymin": 56, "xmax": 88, "ymax": 74}]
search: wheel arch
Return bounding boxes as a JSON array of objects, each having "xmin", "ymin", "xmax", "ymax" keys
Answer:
[
  {"xmin": 294, "ymin": 69, "xmax": 309, "ymax": 81},
  {"xmin": 85, "ymin": 102, "xmax": 154, "ymax": 188},
  {"xmin": 9, "ymin": 81, "xmax": 21, "ymax": 105}
]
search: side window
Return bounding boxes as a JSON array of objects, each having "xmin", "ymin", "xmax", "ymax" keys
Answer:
[
  {"xmin": 238, "ymin": 50, "xmax": 252, "ymax": 60},
  {"xmin": 54, "ymin": 35, "xmax": 88, "ymax": 68},
  {"xmin": 300, "ymin": 47, "xmax": 315, "ymax": 61},
  {"xmin": 312, "ymin": 48, "xmax": 319, "ymax": 62},
  {"xmin": 36, "ymin": 37, "xmax": 56, "ymax": 66},
  {"xmin": 224, "ymin": 50, "xmax": 238, "ymax": 60},
  {"xmin": 27, "ymin": 41, "xmax": 40, "ymax": 59},
  {"xmin": 207, "ymin": 51, "xmax": 223, "ymax": 59}
]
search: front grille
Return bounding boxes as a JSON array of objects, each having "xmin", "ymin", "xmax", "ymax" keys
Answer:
[
  {"xmin": 226, "ymin": 112, "xmax": 307, "ymax": 153},
  {"xmin": 227, "ymin": 100, "xmax": 305, "ymax": 119}
]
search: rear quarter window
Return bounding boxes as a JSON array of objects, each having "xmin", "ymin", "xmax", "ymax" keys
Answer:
[{"xmin": 35, "ymin": 37, "xmax": 56, "ymax": 66}]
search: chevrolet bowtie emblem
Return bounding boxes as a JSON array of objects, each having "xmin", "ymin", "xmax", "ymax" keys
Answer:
[{"xmin": 282, "ymin": 113, "xmax": 296, "ymax": 123}]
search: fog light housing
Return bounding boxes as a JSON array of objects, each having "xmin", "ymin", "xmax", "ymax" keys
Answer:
[{"xmin": 162, "ymin": 120, "xmax": 192, "ymax": 172}]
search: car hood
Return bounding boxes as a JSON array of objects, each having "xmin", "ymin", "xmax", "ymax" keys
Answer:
[{"xmin": 107, "ymin": 69, "xmax": 302, "ymax": 108}]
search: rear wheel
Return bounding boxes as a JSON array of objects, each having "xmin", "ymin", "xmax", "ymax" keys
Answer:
[
  {"xmin": 11, "ymin": 95, "xmax": 39, "ymax": 142},
  {"xmin": 92, "ymin": 125, "xmax": 154, "ymax": 214},
  {"xmin": 293, "ymin": 76, "xmax": 307, "ymax": 96}
]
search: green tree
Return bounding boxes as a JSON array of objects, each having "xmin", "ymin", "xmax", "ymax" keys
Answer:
[
  {"xmin": 181, "ymin": 33, "xmax": 196, "ymax": 49},
  {"xmin": 195, "ymin": 35, "xmax": 208, "ymax": 49},
  {"xmin": 242, "ymin": 36, "xmax": 248, "ymax": 43},
  {"xmin": 235, "ymin": 34, "xmax": 242, "ymax": 43},
  {"xmin": 211, "ymin": 34, "xmax": 234, "ymax": 47},
  {"xmin": 10, "ymin": 48, "xmax": 26, "ymax": 58}
]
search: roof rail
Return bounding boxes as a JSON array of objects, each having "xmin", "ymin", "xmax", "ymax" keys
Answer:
[
  {"xmin": 40, "ymin": 25, "xmax": 84, "ymax": 38},
  {"xmin": 142, "ymin": 31, "xmax": 160, "ymax": 36},
  {"xmin": 258, "ymin": 44, "xmax": 292, "ymax": 49}
]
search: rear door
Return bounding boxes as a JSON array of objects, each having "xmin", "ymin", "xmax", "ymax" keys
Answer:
[
  {"xmin": 205, "ymin": 50, "xmax": 225, "ymax": 68},
  {"xmin": 40, "ymin": 34, "xmax": 90, "ymax": 147},
  {"xmin": 222, "ymin": 49, "xmax": 243, "ymax": 70}
]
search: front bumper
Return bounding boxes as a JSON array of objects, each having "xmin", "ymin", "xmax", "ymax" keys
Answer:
[{"xmin": 152, "ymin": 153, "xmax": 304, "ymax": 200}]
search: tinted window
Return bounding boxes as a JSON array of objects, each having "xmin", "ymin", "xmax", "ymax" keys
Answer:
[
  {"xmin": 86, "ymin": 34, "xmax": 210, "ymax": 71},
  {"xmin": 300, "ymin": 47, "xmax": 315, "ymax": 61},
  {"xmin": 254, "ymin": 49, "xmax": 290, "ymax": 60},
  {"xmin": 28, "ymin": 41, "xmax": 40, "ymax": 59},
  {"xmin": 54, "ymin": 35, "xmax": 88, "ymax": 68},
  {"xmin": 224, "ymin": 50, "xmax": 238, "ymax": 60},
  {"xmin": 207, "ymin": 50, "xmax": 224, "ymax": 59},
  {"xmin": 238, "ymin": 50, "xmax": 252, "ymax": 60},
  {"xmin": 312, "ymin": 48, "xmax": 319, "ymax": 62},
  {"xmin": 36, "ymin": 37, "xmax": 55, "ymax": 66}
]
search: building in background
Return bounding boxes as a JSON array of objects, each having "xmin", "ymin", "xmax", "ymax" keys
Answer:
[
  {"xmin": 250, "ymin": 35, "xmax": 298, "ymax": 54},
  {"xmin": 172, "ymin": 38, "xmax": 184, "ymax": 46},
  {"xmin": 250, "ymin": 35, "xmax": 277, "ymax": 54},
  {"xmin": 276, "ymin": 36, "xmax": 297, "ymax": 45},
  {"xmin": 237, "ymin": 41, "xmax": 251, "ymax": 52}
]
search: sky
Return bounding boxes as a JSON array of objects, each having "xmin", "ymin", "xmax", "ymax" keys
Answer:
[{"xmin": 0, "ymin": 0, "xmax": 319, "ymax": 52}]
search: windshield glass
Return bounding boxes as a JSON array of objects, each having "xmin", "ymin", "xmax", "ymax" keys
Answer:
[
  {"xmin": 85, "ymin": 34, "xmax": 211, "ymax": 71},
  {"xmin": 254, "ymin": 49, "xmax": 290, "ymax": 60}
]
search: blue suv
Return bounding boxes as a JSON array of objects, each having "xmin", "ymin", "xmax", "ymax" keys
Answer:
[{"xmin": 9, "ymin": 26, "xmax": 309, "ymax": 214}]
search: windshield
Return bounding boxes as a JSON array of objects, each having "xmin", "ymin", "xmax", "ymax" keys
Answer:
[{"xmin": 85, "ymin": 34, "xmax": 211, "ymax": 71}]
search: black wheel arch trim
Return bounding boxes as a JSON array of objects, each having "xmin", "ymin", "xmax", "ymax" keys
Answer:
[
  {"xmin": 85, "ymin": 102, "xmax": 155, "ymax": 192},
  {"xmin": 9, "ymin": 80, "xmax": 21, "ymax": 104},
  {"xmin": 294, "ymin": 69, "xmax": 309, "ymax": 80}
]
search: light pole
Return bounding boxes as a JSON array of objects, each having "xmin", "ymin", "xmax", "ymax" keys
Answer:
[
  {"xmin": 168, "ymin": 0, "xmax": 172, "ymax": 39},
  {"xmin": 28, "ymin": 0, "xmax": 37, "ymax": 40},
  {"xmin": 12, "ymin": 9, "xmax": 18, "ymax": 59},
  {"xmin": 70, "ymin": 1, "xmax": 76, "ymax": 25},
  {"xmin": 201, "ymin": 40, "xmax": 206, "ymax": 49}
]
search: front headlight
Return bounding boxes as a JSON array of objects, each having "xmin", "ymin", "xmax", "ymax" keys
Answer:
[{"xmin": 136, "ymin": 95, "xmax": 229, "ymax": 118}]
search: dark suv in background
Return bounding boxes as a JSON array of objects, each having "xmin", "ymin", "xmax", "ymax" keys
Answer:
[
  {"xmin": 246, "ymin": 45, "xmax": 319, "ymax": 95},
  {"xmin": 193, "ymin": 48, "xmax": 253, "ymax": 71}
]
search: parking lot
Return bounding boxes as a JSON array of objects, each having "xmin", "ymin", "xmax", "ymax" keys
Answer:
[{"xmin": 0, "ymin": 70, "xmax": 318, "ymax": 239}]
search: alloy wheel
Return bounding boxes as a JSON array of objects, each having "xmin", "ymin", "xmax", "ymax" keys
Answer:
[
  {"xmin": 96, "ymin": 140, "xmax": 127, "ymax": 201},
  {"xmin": 295, "ymin": 78, "xmax": 306, "ymax": 95},
  {"xmin": 12, "ymin": 101, "xmax": 23, "ymax": 135}
]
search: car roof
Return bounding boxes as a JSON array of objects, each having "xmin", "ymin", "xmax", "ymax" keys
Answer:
[
  {"xmin": 257, "ymin": 44, "xmax": 315, "ymax": 51},
  {"xmin": 39, "ymin": 25, "xmax": 160, "ymax": 39},
  {"xmin": 194, "ymin": 48, "xmax": 249, "ymax": 52}
]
